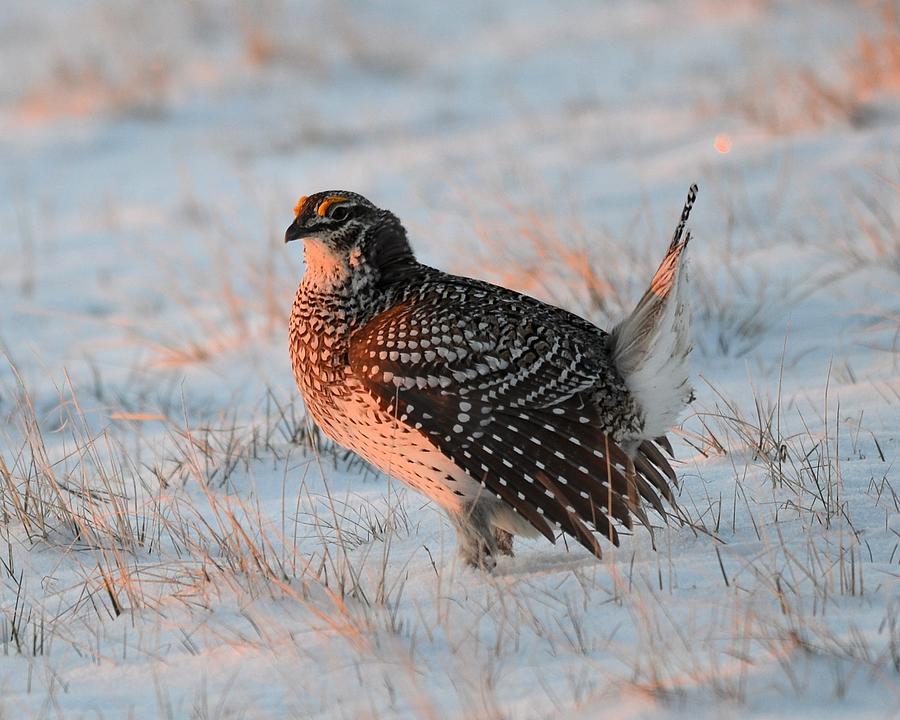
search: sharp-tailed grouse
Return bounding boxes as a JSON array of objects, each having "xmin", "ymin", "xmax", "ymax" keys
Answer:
[{"xmin": 286, "ymin": 186, "xmax": 697, "ymax": 568}]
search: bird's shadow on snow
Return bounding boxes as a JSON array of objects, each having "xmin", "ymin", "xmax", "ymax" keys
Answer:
[
  {"xmin": 491, "ymin": 548, "xmax": 602, "ymax": 577},
  {"xmin": 490, "ymin": 532, "xmax": 671, "ymax": 578}
]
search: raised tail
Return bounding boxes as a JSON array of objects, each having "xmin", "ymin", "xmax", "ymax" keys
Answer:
[{"xmin": 611, "ymin": 184, "xmax": 698, "ymax": 441}]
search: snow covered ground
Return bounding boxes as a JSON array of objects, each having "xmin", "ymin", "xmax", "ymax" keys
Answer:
[{"xmin": 1, "ymin": 0, "xmax": 899, "ymax": 717}]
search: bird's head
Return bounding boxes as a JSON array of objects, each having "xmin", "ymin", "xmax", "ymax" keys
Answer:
[{"xmin": 286, "ymin": 191, "xmax": 415, "ymax": 285}]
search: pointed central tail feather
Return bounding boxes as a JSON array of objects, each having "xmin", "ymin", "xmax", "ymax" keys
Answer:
[{"xmin": 611, "ymin": 184, "xmax": 698, "ymax": 441}]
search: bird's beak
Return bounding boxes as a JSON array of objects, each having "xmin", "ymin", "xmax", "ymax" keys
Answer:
[{"xmin": 285, "ymin": 218, "xmax": 307, "ymax": 244}]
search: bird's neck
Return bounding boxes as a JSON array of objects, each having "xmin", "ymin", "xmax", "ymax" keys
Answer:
[
  {"xmin": 296, "ymin": 255, "xmax": 376, "ymax": 354},
  {"xmin": 363, "ymin": 217, "xmax": 418, "ymax": 284},
  {"xmin": 299, "ymin": 240, "xmax": 364, "ymax": 293}
]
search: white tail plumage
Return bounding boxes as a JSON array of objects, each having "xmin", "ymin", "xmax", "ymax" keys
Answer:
[{"xmin": 611, "ymin": 184, "xmax": 697, "ymax": 441}]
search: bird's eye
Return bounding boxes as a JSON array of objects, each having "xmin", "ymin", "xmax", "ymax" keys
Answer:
[{"xmin": 330, "ymin": 205, "xmax": 350, "ymax": 221}]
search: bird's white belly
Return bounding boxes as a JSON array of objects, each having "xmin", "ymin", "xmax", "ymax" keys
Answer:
[{"xmin": 312, "ymin": 387, "xmax": 481, "ymax": 512}]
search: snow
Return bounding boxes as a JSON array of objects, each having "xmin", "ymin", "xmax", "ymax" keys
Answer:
[{"xmin": 1, "ymin": 0, "xmax": 899, "ymax": 717}]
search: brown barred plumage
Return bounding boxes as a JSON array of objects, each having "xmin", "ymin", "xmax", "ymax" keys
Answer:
[{"xmin": 286, "ymin": 187, "xmax": 698, "ymax": 568}]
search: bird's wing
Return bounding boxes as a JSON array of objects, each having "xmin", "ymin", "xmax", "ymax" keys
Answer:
[{"xmin": 346, "ymin": 280, "xmax": 677, "ymax": 557}]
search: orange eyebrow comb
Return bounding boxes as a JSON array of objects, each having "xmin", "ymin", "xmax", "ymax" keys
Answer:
[{"xmin": 317, "ymin": 195, "xmax": 348, "ymax": 217}]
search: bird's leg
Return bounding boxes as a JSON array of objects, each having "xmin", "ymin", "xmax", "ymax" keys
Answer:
[
  {"xmin": 450, "ymin": 501, "xmax": 498, "ymax": 569},
  {"xmin": 493, "ymin": 528, "xmax": 515, "ymax": 557}
]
